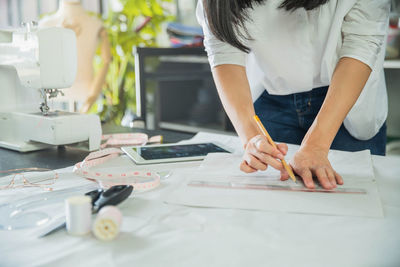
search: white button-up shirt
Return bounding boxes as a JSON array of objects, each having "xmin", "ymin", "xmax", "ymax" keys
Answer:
[{"xmin": 197, "ymin": 0, "xmax": 391, "ymax": 140}]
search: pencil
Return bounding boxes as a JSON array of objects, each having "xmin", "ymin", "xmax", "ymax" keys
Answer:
[{"xmin": 253, "ymin": 115, "xmax": 297, "ymax": 183}]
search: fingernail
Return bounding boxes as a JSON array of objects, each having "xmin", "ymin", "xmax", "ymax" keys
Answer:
[{"xmin": 277, "ymin": 153, "xmax": 284, "ymax": 160}]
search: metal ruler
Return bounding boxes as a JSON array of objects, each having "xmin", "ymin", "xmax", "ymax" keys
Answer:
[{"xmin": 188, "ymin": 181, "xmax": 366, "ymax": 194}]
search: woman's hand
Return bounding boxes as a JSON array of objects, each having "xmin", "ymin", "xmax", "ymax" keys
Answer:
[
  {"xmin": 285, "ymin": 144, "xmax": 343, "ymax": 189},
  {"xmin": 240, "ymin": 135, "xmax": 290, "ymax": 180},
  {"xmin": 283, "ymin": 57, "xmax": 370, "ymax": 190}
]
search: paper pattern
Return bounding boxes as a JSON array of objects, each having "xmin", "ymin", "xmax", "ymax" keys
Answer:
[{"xmin": 165, "ymin": 134, "xmax": 384, "ymax": 218}]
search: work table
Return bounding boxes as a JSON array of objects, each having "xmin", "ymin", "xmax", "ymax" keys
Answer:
[
  {"xmin": 0, "ymin": 124, "xmax": 193, "ymax": 171},
  {"xmin": 0, "ymin": 129, "xmax": 399, "ymax": 267}
]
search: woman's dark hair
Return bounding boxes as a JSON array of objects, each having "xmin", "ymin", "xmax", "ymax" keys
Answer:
[{"xmin": 203, "ymin": 0, "xmax": 329, "ymax": 53}]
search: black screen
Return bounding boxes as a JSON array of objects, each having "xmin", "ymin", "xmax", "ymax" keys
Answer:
[{"xmin": 133, "ymin": 143, "xmax": 229, "ymax": 160}]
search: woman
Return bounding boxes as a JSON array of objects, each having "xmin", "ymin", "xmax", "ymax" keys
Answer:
[{"xmin": 197, "ymin": 0, "xmax": 390, "ymax": 189}]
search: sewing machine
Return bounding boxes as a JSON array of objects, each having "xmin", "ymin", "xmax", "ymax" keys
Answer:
[{"xmin": 0, "ymin": 22, "xmax": 101, "ymax": 152}]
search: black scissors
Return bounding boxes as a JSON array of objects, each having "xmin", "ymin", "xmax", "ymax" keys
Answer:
[
  {"xmin": 85, "ymin": 185, "xmax": 133, "ymax": 213},
  {"xmin": 39, "ymin": 185, "xmax": 133, "ymax": 237}
]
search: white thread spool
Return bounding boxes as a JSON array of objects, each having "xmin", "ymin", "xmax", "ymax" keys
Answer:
[
  {"xmin": 92, "ymin": 206, "xmax": 122, "ymax": 241},
  {"xmin": 65, "ymin": 196, "xmax": 92, "ymax": 236}
]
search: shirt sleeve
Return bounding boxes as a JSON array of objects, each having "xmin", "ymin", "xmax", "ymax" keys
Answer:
[
  {"xmin": 340, "ymin": 0, "xmax": 391, "ymax": 69},
  {"xmin": 196, "ymin": 1, "xmax": 247, "ymax": 68}
]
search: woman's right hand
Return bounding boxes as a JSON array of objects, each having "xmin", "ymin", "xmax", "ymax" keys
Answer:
[{"xmin": 240, "ymin": 135, "xmax": 290, "ymax": 180}]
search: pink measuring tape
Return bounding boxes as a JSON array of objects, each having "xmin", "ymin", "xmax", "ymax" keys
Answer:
[
  {"xmin": 73, "ymin": 148, "xmax": 161, "ymax": 191},
  {"xmin": 100, "ymin": 133, "xmax": 162, "ymax": 149}
]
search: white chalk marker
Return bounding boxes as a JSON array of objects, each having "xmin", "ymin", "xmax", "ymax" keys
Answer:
[
  {"xmin": 65, "ymin": 195, "xmax": 92, "ymax": 236},
  {"xmin": 92, "ymin": 206, "xmax": 122, "ymax": 241}
]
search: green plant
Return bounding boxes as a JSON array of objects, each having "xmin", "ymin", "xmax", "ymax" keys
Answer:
[{"xmin": 90, "ymin": 0, "xmax": 174, "ymax": 124}]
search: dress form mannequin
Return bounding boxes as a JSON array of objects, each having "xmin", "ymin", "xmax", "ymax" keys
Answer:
[{"xmin": 39, "ymin": 0, "xmax": 111, "ymax": 113}]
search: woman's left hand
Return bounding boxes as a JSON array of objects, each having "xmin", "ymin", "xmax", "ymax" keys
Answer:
[{"xmin": 282, "ymin": 144, "xmax": 343, "ymax": 190}]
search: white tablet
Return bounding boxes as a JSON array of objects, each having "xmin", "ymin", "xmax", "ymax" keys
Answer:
[{"xmin": 121, "ymin": 142, "xmax": 231, "ymax": 165}]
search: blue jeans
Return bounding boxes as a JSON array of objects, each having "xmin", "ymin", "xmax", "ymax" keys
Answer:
[{"xmin": 254, "ymin": 86, "xmax": 386, "ymax": 156}]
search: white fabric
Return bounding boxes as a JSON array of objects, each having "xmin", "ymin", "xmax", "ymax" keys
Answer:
[
  {"xmin": 0, "ymin": 132, "xmax": 399, "ymax": 267},
  {"xmin": 196, "ymin": 0, "xmax": 390, "ymax": 140}
]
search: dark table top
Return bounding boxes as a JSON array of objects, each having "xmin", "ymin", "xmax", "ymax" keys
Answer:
[{"xmin": 0, "ymin": 124, "xmax": 194, "ymax": 171}]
